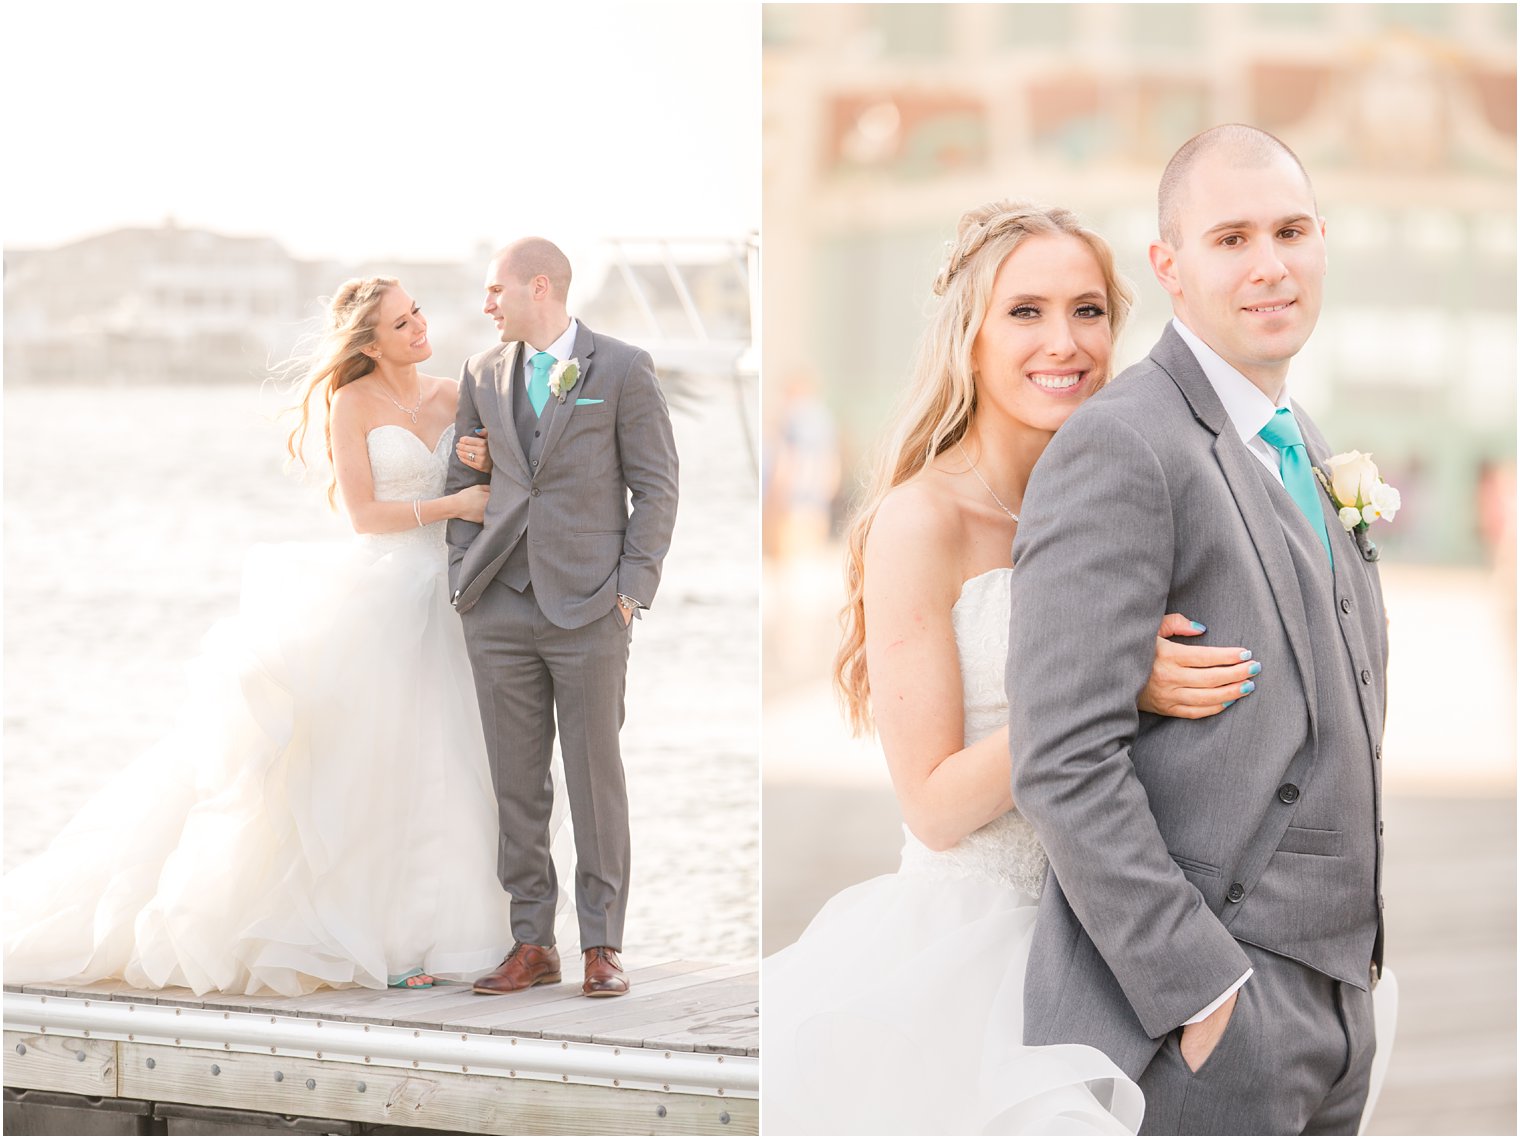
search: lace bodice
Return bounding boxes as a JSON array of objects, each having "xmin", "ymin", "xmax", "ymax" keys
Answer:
[
  {"xmin": 897, "ymin": 568, "xmax": 1051, "ymax": 899},
  {"xmin": 359, "ymin": 425, "xmax": 454, "ymax": 556}
]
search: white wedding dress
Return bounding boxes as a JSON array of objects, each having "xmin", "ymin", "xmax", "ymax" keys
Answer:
[
  {"xmin": 763, "ymin": 566, "xmax": 1398, "ymax": 1135},
  {"xmin": 763, "ymin": 568, "xmax": 1145, "ymax": 1135},
  {"xmin": 4, "ymin": 425, "xmax": 552, "ymax": 996}
]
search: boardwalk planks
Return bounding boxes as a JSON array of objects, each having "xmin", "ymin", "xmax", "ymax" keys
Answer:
[{"xmin": 2, "ymin": 957, "xmax": 758, "ymax": 1135}]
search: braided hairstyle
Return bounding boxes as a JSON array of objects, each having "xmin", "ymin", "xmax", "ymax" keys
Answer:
[
  {"xmin": 284, "ymin": 276, "xmax": 398, "ymax": 506},
  {"xmin": 833, "ymin": 201, "xmax": 1134, "ymax": 734}
]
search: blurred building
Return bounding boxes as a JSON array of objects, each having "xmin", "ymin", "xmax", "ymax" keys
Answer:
[
  {"xmin": 4, "ymin": 228, "xmax": 755, "ymax": 401},
  {"xmin": 763, "ymin": 2, "xmax": 1516, "ymax": 563},
  {"xmin": 4, "ymin": 225, "xmax": 305, "ymax": 386}
]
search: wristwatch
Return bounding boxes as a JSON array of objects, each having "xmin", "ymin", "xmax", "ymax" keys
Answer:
[{"xmin": 617, "ymin": 594, "xmax": 643, "ymax": 619}]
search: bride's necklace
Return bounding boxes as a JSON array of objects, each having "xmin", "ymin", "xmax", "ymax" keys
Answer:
[
  {"xmin": 957, "ymin": 441, "xmax": 1020, "ymax": 523},
  {"xmin": 377, "ymin": 381, "xmax": 424, "ymax": 424}
]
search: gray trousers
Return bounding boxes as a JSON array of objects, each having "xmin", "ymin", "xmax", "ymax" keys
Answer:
[
  {"xmin": 461, "ymin": 578, "xmax": 632, "ymax": 950},
  {"xmin": 1138, "ymin": 943, "xmax": 1375, "ymax": 1135}
]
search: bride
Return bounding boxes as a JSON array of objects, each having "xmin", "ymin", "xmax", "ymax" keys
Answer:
[
  {"xmin": 762, "ymin": 202, "xmax": 1277, "ymax": 1134},
  {"xmin": 4, "ymin": 276, "xmax": 551, "ymax": 995}
]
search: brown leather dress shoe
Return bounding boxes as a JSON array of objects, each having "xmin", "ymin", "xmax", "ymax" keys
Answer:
[
  {"xmin": 472, "ymin": 942, "xmax": 561, "ymax": 994},
  {"xmin": 582, "ymin": 946, "xmax": 628, "ymax": 997}
]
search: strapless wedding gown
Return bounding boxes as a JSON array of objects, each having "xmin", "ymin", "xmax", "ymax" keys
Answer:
[
  {"xmin": 763, "ymin": 569, "xmax": 1144, "ymax": 1135},
  {"xmin": 4, "ymin": 425, "xmax": 541, "ymax": 996}
]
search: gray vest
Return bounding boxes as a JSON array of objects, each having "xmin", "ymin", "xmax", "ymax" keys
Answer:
[
  {"xmin": 497, "ymin": 359, "xmax": 549, "ymax": 592},
  {"xmin": 1224, "ymin": 460, "xmax": 1383, "ymax": 989}
]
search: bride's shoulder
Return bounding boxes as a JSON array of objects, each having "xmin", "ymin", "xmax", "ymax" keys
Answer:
[
  {"xmin": 876, "ymin": 469, "xmax": 966, "ymax": 543},
  {"xmin": 329, "ymin": 379, "xmax": 368, "ymax": 422},
  {"xmin": 868, "ymin": 475, "xmax": 967, "ymax": 591}
]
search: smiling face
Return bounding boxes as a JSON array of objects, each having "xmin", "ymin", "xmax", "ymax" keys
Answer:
[
  {"xmin": 970, "ymin": 233, "xmax": 1114, "ymax": 437},
  {"xmin": 368, "ymin": 286, "xmax": 431, "ymax": 364},
  {"xmin": 482, "ymin": 253, "xmax": 534, "ymax": 343},
  {"xmin": 1151, "ymin": 148, "xmax": 1326, "ymax": 395}
]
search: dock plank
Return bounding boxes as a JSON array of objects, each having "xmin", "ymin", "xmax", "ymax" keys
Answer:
[
  {"xmin": 117, "ymin": 1041, "xmax": 755, "ymax": 1135},
  {"xmin": 3, "ymin": 1030, "xmax": 117, "ymax": 1098},
  {"xmin": 385, "ymin": 961, "xmax": 729, "ymax": 1032},
  {"xmin": 513, "ymin": 975, "xmax": 758, "ymax": 1042},
  {"xmin": 594, "ymin": 1000, "xmax": 761, "ymax": 1056}
]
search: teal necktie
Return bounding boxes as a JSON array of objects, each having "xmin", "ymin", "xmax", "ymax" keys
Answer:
[
  {"xmin": 1258, "ymin": 407, "xmax": 1332, "ymax": 565},
  {"xmin": 528, "ymin": 351, "xmax": 554, "ymax": 416}
]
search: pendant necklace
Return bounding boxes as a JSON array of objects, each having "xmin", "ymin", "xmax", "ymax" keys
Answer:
[
  {"xmin": 380, "ymin": 384, "xmax": 424, "ymax": 424},
  {"xmin": 957, "ymin": 441, "xmax": 1020, "ymax": 522}
]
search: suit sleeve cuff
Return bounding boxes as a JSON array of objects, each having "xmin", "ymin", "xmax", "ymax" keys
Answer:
[{"xmin": 1183, "ymin": 968, "xmax": 1252, "ymax": 1026}]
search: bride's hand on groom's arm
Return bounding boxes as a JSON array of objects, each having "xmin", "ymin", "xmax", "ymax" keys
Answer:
[
  {"xmin": 456, "ymin": 429, "xmax": 492, "ymax": 474},
  {"xmin": 450, "ymin": 485, "xmax": 490, "ymax": 524},
  {"xmin": 1138, "ymin": 613, "xmax": 1258, "ymax": 719}
]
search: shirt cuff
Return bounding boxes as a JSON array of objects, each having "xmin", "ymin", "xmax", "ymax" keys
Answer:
[{"xmin": 1183, "ymin": 969, "xmax": 1252, "ymax": 1026}]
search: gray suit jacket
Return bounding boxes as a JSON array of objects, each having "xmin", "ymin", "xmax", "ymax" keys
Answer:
[
  {"xmin": 1007, "ymin": 325, "xmax": 1387, "ymax": 1078},
  {"xmin": 445, "ymin": 323, "xmax": 678, "ymax": 629}
]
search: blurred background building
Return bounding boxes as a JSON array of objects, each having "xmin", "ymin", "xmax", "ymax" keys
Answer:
[
  {"xmin": 4, "ymin": 225, "xmax": 756, "ymax": 404},
  {"xmin": 761, "ymin": 6, "xmax": 1515, "ymax": 1135},
  {"xmin": 763, "ymin": 1, "xmax": 1514, "ymax": 566}
]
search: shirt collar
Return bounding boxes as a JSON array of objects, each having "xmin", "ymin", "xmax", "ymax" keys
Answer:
[
  {"xmin": 1170, "ymin": 317, "xmax": 1291, "ymax": 447},
  {"xmin": 525, "ymin": 319, "xmax": 578, "ymax": 366}
]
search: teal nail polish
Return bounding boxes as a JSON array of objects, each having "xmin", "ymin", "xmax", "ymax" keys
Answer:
[
  {"xmin": 1223, "ymin": 700, "xmax": 1235, "ymax": 709},
  {"xmin": 1190, "ymin": 621, "xmax": 1207, "ymax": 632},
  {"xmin": 1241, "ymin": 680, "xmax": 1256, "ymax": 695},
  {"xmin": 1248, "ymin": 662, "xmax": 1262, "ymax": 677},
  {"xmin": 1239, "ymin": 649, "xmax": 1253, "ymax": 661}
]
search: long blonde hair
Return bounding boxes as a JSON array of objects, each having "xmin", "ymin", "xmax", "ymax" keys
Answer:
[
  {"xmin": 833, "ymin": 201, "xmax": 1134, "ymax": 735},
  {"xmin": 284, "ymin": 276, "xmax": 398, "ymax": 506}
]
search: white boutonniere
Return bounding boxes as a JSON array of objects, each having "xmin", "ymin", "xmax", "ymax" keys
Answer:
[
  {"xmin": 1313, "ymin": 451, "xmax": 1402, "ymax": 533},
  {"xmin": 548, "ymin": 358, "xmax": 581, "ymax": 402}
]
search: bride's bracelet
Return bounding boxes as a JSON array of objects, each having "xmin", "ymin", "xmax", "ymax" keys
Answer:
[{"xmin": 412, "ymin": 500, "xmax": 424, "ymax": 528}]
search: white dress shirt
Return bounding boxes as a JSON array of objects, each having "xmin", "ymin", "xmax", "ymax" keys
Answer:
[
  {"xmin": 1170, "ymin": 317, "xmax": 1294, "ymax": 486},
  {"xmin": 520, "ymin": 318, "xmax": 579, "ymax": 391}
]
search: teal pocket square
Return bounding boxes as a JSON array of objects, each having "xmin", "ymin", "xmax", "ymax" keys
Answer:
[{"xmin": 575, "ymin": 398, "xmax": 604, "ymax": 405}]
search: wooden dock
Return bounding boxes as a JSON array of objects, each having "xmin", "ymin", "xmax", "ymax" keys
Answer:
[{"xmin": 3, "ymin": 958, "xmax": 757, "ymax": 1135}]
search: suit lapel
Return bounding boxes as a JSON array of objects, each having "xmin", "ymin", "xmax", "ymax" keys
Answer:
[
  {"xmin": 1297, "ymin": 415, "xmax": 1371, "ymax": 568},
  {"xmin": 492, "ymin": 342, "xmax": 532, "ymax": 477},
  {"xmin": 1151, "ymin": 327, "xmax": 1321, "ymax": 744},
  {"xmin": 1299, "ymin": 424, "xmax": 1387, "ymax": 812},
  {"xmin": 535, "ymin": 323, "xmax": 598, "ymax": 470}
]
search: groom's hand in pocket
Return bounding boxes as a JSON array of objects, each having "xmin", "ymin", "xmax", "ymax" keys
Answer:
[{"xmin": 1180, "ymin": 990, "xmax": 1238, "ymax": 1073}]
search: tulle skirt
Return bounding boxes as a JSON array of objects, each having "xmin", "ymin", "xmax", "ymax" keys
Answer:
[
  {"xmin": 764, "ymin": 863, "xmax": 1400, "ymax": 1135},
  {"xmin": 4, "ymin": 539, "xmax": 538, "ymax": 995},
  {"xmin": 762, "ymin": 867, "xmax": 1145, "ymax": 1135}
]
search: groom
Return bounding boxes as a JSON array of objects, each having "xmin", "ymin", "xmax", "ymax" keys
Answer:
[
  {"xmin": 1007, "ymin": 125, "xmax": 1388, "ymax": 1133},
  {"xmin": 446, "ymin": 237, "xmax": 678, "ymax": 998}
]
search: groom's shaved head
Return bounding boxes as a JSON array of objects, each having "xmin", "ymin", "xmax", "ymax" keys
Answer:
[
  {"xmin": 499, "ymin": 237, "xmax": 573, "ymax": 300},
  {"xmin": 1158, "ymin": 124, "xmax": 1315, "ymax": 246}
]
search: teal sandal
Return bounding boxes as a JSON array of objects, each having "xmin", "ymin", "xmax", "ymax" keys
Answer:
[{"xmin": 388, "ymin": 969, "xmax": 435, "ymax": 989}]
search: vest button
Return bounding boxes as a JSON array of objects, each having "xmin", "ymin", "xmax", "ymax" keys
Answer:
[
  {"xmin": 1227, "ymin": 883, "xmax": 1245, "ymax": 903},
  {"xmin": 1277, "ymin": 783, "xmax": 1300, "ymax": 804},
  {"xmin": 1361, "ymin": 669, "xmax": 1372, "ymax": 685},
  {"xmin": 531, "ymin": 488, "xmax": 541, "ymax": 497},
  {"xmin": 1340, "ymin": 597, "xmax": 1352, "ymax": 614}
]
